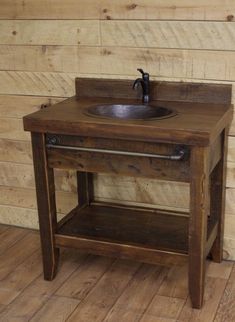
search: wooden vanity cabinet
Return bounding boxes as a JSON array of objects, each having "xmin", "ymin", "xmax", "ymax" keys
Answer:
[{"xmin": 24, "ymin": 79, "xmax": 233, "ymax": 308}]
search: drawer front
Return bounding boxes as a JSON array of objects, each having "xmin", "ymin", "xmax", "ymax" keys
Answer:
[{"xmin": 46, "ymin": 134, "xmax": 190, "ymax": 182}]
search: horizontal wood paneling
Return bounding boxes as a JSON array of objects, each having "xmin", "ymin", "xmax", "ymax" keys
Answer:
[
  {"xmin": 0, "ymin": 71, "xmax": 76, "ymax": 97},
  {"xmin": 0, "ymin": 95, "xmax": 64, "ymax": 118},
  {"xmin": 226, "ymin": 162, "xmax": 235, "ymax": 188},
  {"xmin": 0, "ymin": 139, "xmax": 32, "ymax": 163},
  {"xmin": 0, "ymin": 186, "xmax": 77, "ymax": 214},
  {"xmin": 0, "ymin": 118, "xmax": 29, "ymax": 140},
  {"xmin": 94, "ymin": 174, "xmax": 189, "ymax": 211},
  {"xmin": 101, "ymin": 21, "xmax": 235, "ymax": 51},
  {"xmin": 1, "ymin": 45, "xmax": 235, "ymax": 82},
  {"xmin": 224, "ymin": 237, "xmax": 235, "ymax": 260},
  {"xmin": 228, "ymin": 137, "xmax": 235, "ymax": 162},
  {"xmin": 0, "ymin": 20, "xmax": 100, "ymax": 46},
  {"xmin": 0, "ymin": 205, "xmax": 64, "ymax": 228},
  {"xmin": 0, "ymin": 162, "xmax": 77, "ymax": 192},
  {"xmin": 0, "ymin": 1, "xmax": 234, "ymax": 21},
  {"xmin": 1, "ymin": 20, "xmax": 235, "ymax": 51},
  {"xmin": 0, "ymin": 72, "xmax": 234, "ymax": 103}
]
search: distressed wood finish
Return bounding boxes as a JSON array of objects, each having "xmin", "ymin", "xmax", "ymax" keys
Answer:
[
  {"xmin": 76, "ymin": 78, "xmax": 232, "ymax": 104},
  {"xmin": 77, "ymin": 171, "xmax": 94, "ymax": 206},
  {"xmin": 211, "ymin": 128, "xmax": 229, "ymax": 262},
  {"xmin": 3, "ymin": 45, "xmax": 235, "ymax": 82},
  {"xmin": 0, "ymin": 1, "xmax": 234, "ymax": 21},
  {"xmin": 24, "ymin": 79, "xmax": 233, "ymax": 309},
  {"xmin": 31, "ymin": 132, "xmax": 59, "ymax": 280},
  {"xmin": 189, "ymin": 146, "xmax": 210, "ymax": 308},
  {"xmin": 23, "ymin": 84, "xmax": 233, "ymax": 146},
  {"xmin": 47, "ymin": 146, "xmax": 190, "ymax": 182}
]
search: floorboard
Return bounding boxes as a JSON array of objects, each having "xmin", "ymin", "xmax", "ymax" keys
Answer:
[{"xmin": 0, "ymin": 225, "xmax": 233, "ymax": 322}]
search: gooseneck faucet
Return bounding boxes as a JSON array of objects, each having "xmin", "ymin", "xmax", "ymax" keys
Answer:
[{"xmin": 133, "ymin": 68, "xmax": 150, "ymax": 104}]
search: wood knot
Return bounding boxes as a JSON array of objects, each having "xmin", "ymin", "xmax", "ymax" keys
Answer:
[
  {"xmin": 12, "ymin": 30, "xmax": 17, "ymax": 35},
  {"xmin": 103, "ymin": 8, "xmax": 108, "ymax": 13},
  {"xmin": 106, "ymin": 15, "xmax": 112, "ymax": 20},
  {"xmin": 41, "ymin": 45, "xmax": 47, "ymax": 54},
  {"xmin": 227, "ymin": 14, "xmax": 234, "ymax": 21},
  {"xmin": 102, "ymin": 49, "xmax": 112, "ymax": 56},
  {"xmin": 127, "ymin": 3, "xmax": 137, "ymax": 10}
]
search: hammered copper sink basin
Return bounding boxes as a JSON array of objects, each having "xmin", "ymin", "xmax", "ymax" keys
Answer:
[{"xmin": 85, "ymin": 104, "xmax": 176, "ymax": 120}]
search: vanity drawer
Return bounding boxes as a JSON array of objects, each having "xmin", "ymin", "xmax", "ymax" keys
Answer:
[{"xmin": 46, "ymin": 134, "xmax": 190, "ymax": 182}]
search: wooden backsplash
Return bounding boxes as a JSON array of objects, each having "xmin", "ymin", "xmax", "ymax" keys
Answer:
[{"xmin": 0, "ymin": 1, "xmax": 235, "ymax": 259}]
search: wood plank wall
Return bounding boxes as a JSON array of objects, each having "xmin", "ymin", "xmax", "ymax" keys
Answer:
[{"xmin": 0, "ymin": 1, "xmax": 235, "ymax": 259}]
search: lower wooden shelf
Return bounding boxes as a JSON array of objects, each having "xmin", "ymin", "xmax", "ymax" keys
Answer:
[{"xmin": 55, "ymin": 203, "xmax": 191, "ymax": 265}]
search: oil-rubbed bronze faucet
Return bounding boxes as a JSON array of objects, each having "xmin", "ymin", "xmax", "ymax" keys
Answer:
[{"xmin": 133, "ymin": 68, "xmax": 150, "ymax": 104}]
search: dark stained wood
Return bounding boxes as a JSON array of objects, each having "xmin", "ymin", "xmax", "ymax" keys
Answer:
[
  {"xmin": 76, "ymin": 78, "xmax": 232, "ymax": 104},
  {"xmin": 210, "ymin": 128, "xmax": 229, "ymax": 262},
  {"xmin": 31, "ymin": 132, "xmax": 59, "ymax": 280},
  {"xmin": 55, "ymin": 235, "xmax": 188, "ymax": 267},
  {"xmin": 24, "ymin": 79, "xmax": 233, "ymax": 310},
  {"xmin": 23, "ymin": 88, "xmax": 233, "ymax": 146},
  {"xmin": 57, "ymin": 204, "xmax": 189, "ymax": 254},
  {"xmin": 47, "ymin": 147, "xmax": 190, "ymax": 182},
  {"xmin": 46, "ymin": 133, "xmax": 185, "ymax": 154},
  {"xmin": 77, "ymin": 172, "xmax": 93, "ymax": 206},
  {"xmin": 206, "ymin": 223, "xmax": 219, "ymax": 258},
  {"xmin": 209, "ymin": 134, "xmax": 222, "ymax": 173},
  {"xmin": 189, "ymin": 146, "xmax": 210, "ymax": 308}
]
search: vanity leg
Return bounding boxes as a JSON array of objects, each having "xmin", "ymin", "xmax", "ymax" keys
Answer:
[
  {"xmin": 77, "ymin": 172, "xmax": 94, "ymax": 206},
  {"xmin": 210, "ymin": 129, "xmax": 228, "ymax": 262},
  {"xmin": 189, "ymin": 146, "xmax": 210, "ymax": 309},
  {"xmin": 31, "ymin": 133, "xmax": 59, "ymax": 280}
]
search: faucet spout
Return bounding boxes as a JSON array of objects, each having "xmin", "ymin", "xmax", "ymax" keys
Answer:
[{"xmin": 133, "ymin": 69, "xmax": 150, "ymax": 104}]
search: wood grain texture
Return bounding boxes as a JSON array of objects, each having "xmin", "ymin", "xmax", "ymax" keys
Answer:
[
  {"xmin": 0, "ymin": 232, "xmax": 40, "ymax": 280},
  {"xmin": 0, "ymin": 118, "xmax": 29, "ymax": 140},
  {"xmin": 94, "ymin": 174, "xmax": 189, "ymax": 211},
  {"xmin": 101, "ymin": 21, "xmax": 235, "ymax": 51},
  {"xmin": 0, "ymin": 249, "xmax": 42, "ymax": 305},
  {"xmin": 0, "ymin": 0, "xmax": 234, "ymax": 20},
  {"xmin": 228, "ymin": 136, "xmax": 235, "ymax": 162},
  {"xmin": 0, "ymin": 249, "xmax": 87, "ymax": 321},
  {"xmin": 103, "ymin": 265, "xmax": 167, "ymax": 322},
  {"xmin": 56, "ymin": 255, "xmax": 114, "ymax": 300},
  {"xmin": 189, "ymin": 146, "xmax": 210, "ymax": 308},
  {"xmin": 31, "ymin": 133, "xmax": 60, "ymax": 280},
  {"xmin": 0, "ymin": 186, "xmax": 77, "ymax": 214},
  {"xmin": 0, "ymin": 71, "xmax": 234, "ymax": 102},
  {"xmin": 140, "ymin": 295, "xmax": 184, "ymax": 321},
  {"xmin": 0, "ymin": 161, "xmax": 77, "ymax": 192},
  {"xmin": 0, "ymin": 226, "xmax": 28, "ymax": 255},
  {"xmin": 66, "ymin": 259, "xmax": 140, "ymax": 322},
  {"xmin": 0, "ymin": 205, "xmax": 39, "ymax": 228},
  {"xmin": 0, "ymin": 0, "xmax": 235, "ymax": 262},
  {"xmin": 0, "ymin": 225, "xmax": 233, "ymax": 322},
  {"xmin": 179, "ymin": 277, "xmax": 227, "ymax": 322},
  {"xmin": 2, "ymin": 45, "xmax": 235, "ymax": 82},
  {"xmin": 0, "ymin": 71, "xmax": 76, "ymax": 97},
  {"xmin": 214, "ymin": 265, "xmax": 235, "ymax": 322},
  {"xmin": 1, "ymin": 20, "xmax": 235, "ymax": 51},
  {"xmin": 30, "ymin": 296, "xmax": 79, "ymax": 322},
  {"xmin": 0, "ymin": 139, "xmax": 32, "ymax": 163},
  {"xmin": 0, "ymin": 95, "xmax": 64, "ymax": 118},
  {"xmin": 0, "ymin": 20, "xmax": 100, "ymax": 46}
]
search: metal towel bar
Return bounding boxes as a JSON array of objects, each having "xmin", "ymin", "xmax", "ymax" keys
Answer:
[{"xmin": 47, "ymin": 144, "xmax": 187, "ymax": 161}]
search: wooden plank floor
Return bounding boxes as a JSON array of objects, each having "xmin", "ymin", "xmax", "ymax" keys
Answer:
[{"xmin": 0, "ymin": 225, "xmax": 234, "ymax": 322}]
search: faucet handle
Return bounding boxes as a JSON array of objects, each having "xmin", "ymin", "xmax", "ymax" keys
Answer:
[
  {"xmin": 137, "ymin": 68, "xmax": 144, "ymax": 75},
  {"xmin": 137, "ymin": 68, "xmax": 149, "ymax": 80}
]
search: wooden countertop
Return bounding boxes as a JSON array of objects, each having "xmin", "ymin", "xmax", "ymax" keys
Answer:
[{"xmin": 23, "ymin": 95, "xmax": 232, "ymax": 146}]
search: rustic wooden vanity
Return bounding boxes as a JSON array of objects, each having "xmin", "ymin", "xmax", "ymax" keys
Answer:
[{"xmin": 23, "ymin": 78, "xmax": 233, "ymax": 309}]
